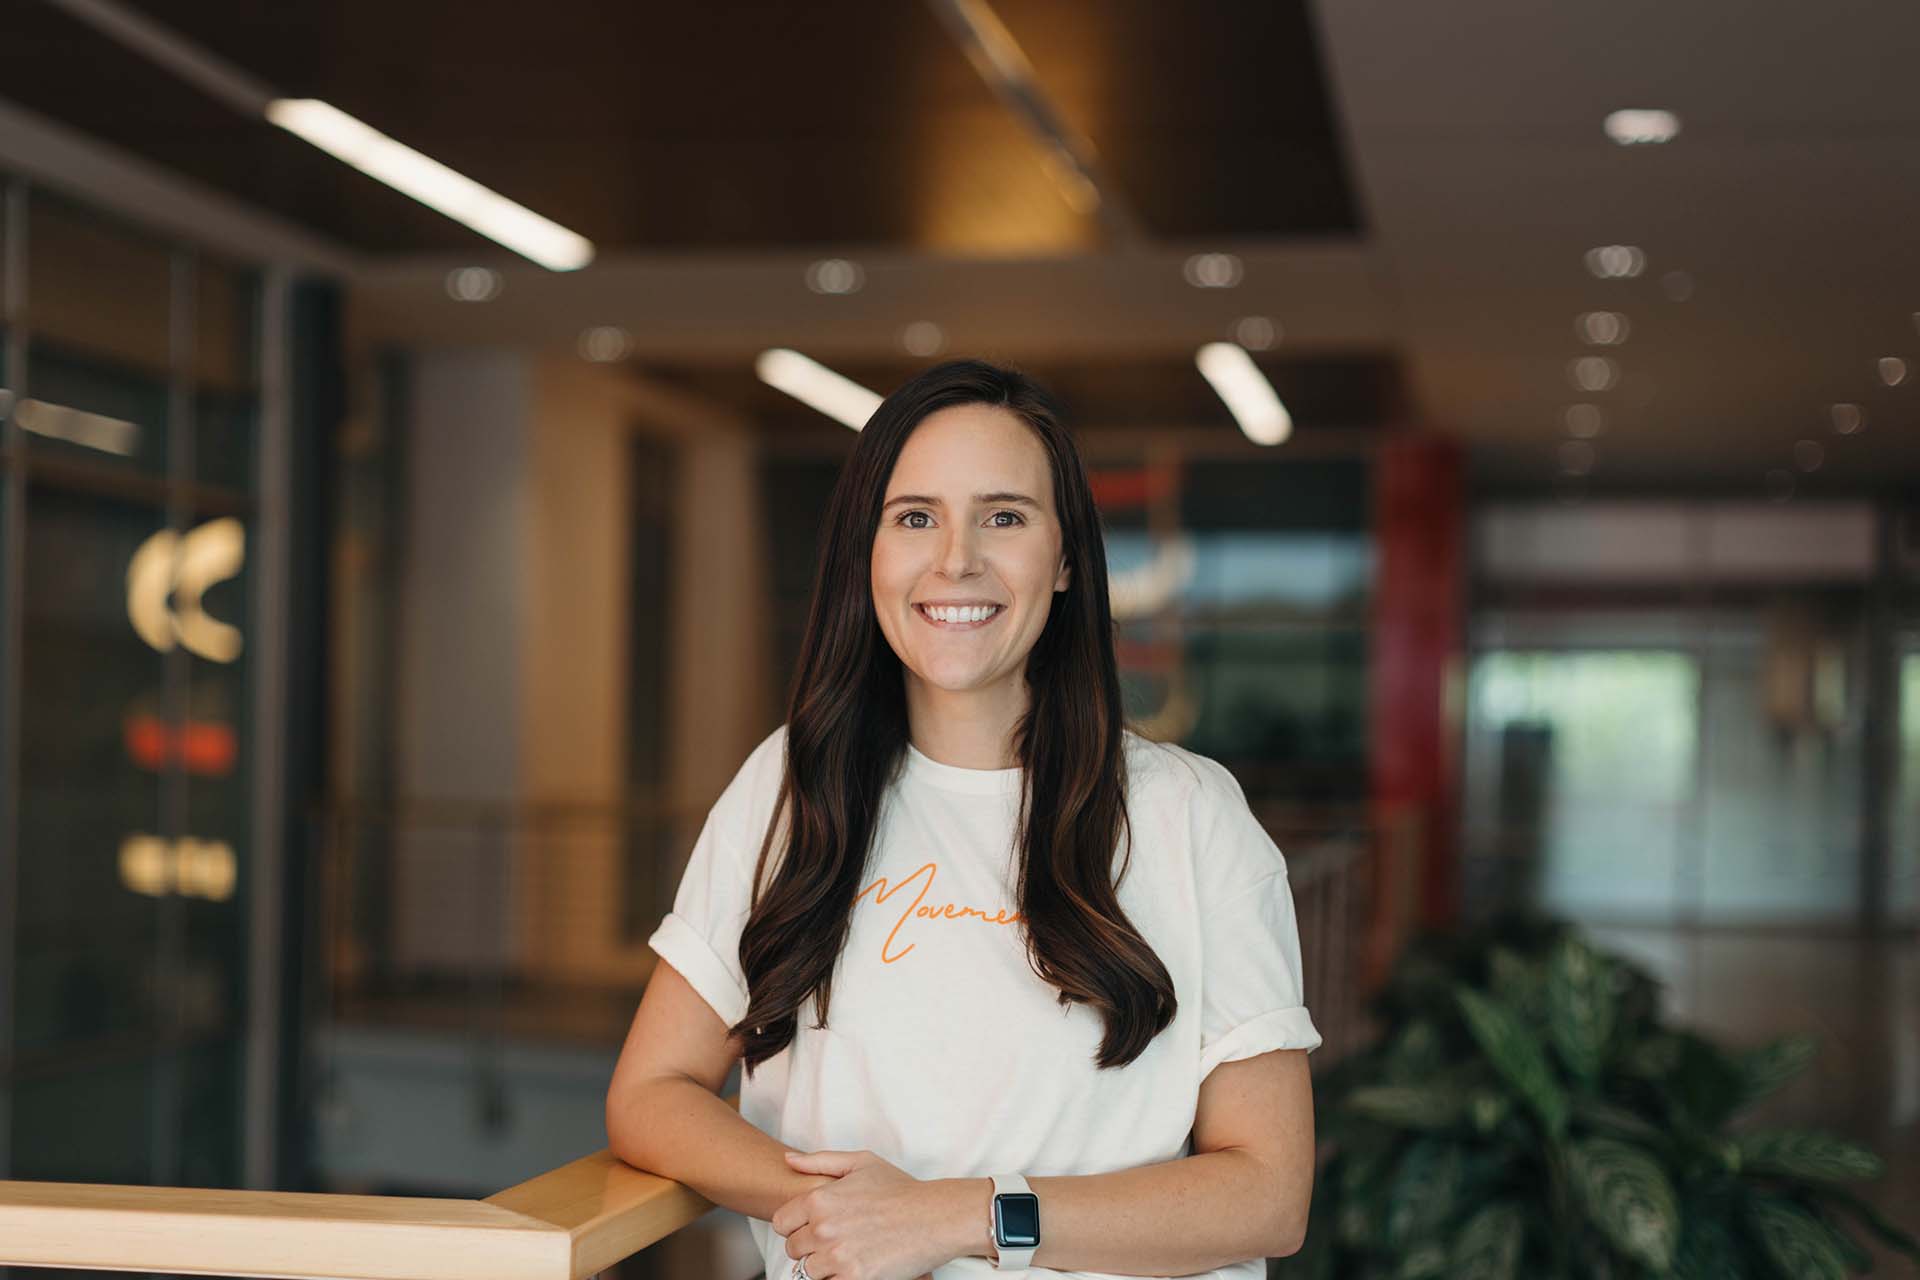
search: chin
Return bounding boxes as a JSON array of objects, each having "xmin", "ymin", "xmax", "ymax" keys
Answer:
[{"xmin": 910, "ymin": 662, "xmax": 1000, "ymax": 693}]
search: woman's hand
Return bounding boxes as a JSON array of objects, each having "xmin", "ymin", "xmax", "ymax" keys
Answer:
[{"xmin": 771, "ymin": 1148, "xmax": 957, "ymax": 1280}]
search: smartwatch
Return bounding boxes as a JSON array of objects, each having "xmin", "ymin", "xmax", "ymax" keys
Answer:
[{"xmin": 989, "ymin": 1172, "xmax": 1040, "ymax": 1270}]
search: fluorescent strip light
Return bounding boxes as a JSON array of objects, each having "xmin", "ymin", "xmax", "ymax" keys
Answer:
[
  {"xmin": 1195, "ymin": 343, "xmax": 1291, "ymax": 446},
  {"xmin": 265, "ymin": 99, "xmax": 594, "ymax": 271},
  {"xmin": 15, "ymin": 396, "xmax": 141, "ymax": 456},
  {"xmin": 755, "ymin": 349, "xmax": 883, "ymax": 430}
]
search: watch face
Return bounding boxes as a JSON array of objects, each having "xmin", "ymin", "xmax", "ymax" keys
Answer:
[{"xmin": 994, "ymin": 1192, "xmax": 1040, "ymax": 1248}]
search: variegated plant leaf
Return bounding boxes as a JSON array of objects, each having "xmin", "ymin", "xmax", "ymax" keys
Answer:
[
  {"xmin": 1746, "ymin": 1195, "xmax": 1849, "ymax": 1280},
  {"xmin": 1455, "ymin": 986, "xmax": 1568, "ymax": 1138},
  {"xmin": 1546, "ymin": 933, "xmax": 1616, "ymax": 1082},
  {"xmin": 1386, "ymin": 1140, "xmax": 1469, "ymax": 1250},
  {"xmin": 1566, "ymin": 1136, "xmax": 1680, "ymax": 1272},
  {"xmin": 1734, "ymin": 1129, "xmax": 1884, "ymax": 1182},
  {"xmin": 1449, "ymin": 1200, "xmax": 1524, "ymax": 1280}
]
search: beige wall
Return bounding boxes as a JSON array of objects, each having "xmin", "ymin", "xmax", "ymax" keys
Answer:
[{"xmin": 518, "ymin": 357, "xmax": 772, "ymax": 984}]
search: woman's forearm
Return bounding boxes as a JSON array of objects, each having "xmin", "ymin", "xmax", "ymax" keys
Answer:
[
  {"xmin": 933, "ymin": 1147, "xmax": 1306, "ymax": 1276},
  {"xmin": 607, "ymin": 1075, "xmax": 831, "ymax": 1223}
]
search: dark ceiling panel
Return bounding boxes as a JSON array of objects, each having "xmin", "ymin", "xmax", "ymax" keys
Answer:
[
  {"xmin": 4, "ymin": 0, "xmax": 1361, "ymax": 254},
  {"xmin": 995, "ymin": 0, "xmax": 1361, "ymax": 238}
]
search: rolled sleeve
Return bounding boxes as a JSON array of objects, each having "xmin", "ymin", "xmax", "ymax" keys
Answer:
[
  {"xmin": 1195, "ymin": 765, "xmax": 1324, "ymax": 1078},
  {"xmin": 648, "ymin": 910, "xmax": 750, "ymax": 1029}
]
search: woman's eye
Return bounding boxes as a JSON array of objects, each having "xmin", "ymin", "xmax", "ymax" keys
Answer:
[{"xmin": 989, "ymin": 510, "xmax": 1025, "ymax": 527}]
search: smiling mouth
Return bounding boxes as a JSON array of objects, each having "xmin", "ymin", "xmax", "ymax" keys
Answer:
[{"xmin": 914, "ymin": 604, "xmax": 1005, "ymax": 630}]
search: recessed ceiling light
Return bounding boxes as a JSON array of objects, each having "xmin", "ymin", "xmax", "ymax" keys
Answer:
[
  {"xmin": 1195, "ymin": 342, "xmax": 1291, "ymax": 445},
  {"xmin": 1568, "ymin": 356, "xmax": 1619, "ymax": 392},
  {"xmin": 1604, "ymin": 109, "xmax": 1681, "ymax": 145},
  {"xmin": 1584, "ymin": 245, "xmax": 1645, "ymax": 279},
  {"xmin": 806, "ymin": 259, "xmax": 865, "ymax": 295},
  {"xmin": 900, "ymin": 321, "xmax": 946, "ymax": 357},
  {"xmin": 1793, "ymin": 440, "xmax": 1825, "ymax": 472},
  {"xmin": 445, "ymin": 267, "xmax": 502, "ymax": 302},
  {"xmin": 756, "ymin": 349, "xmax": 882, "ymax": 430},
  {"xmin": 1233, "ymin": 316, "xmax": 1280, "ymax": 350},
  {"xmin": 1565, "ymin": 404, "xmax": 1604, "ymax": 437},
  {"xmin": 1830, "ymin": 403, "xmax": 1865, "ymax": 435},
  {"xmin": 578, "ymin": 326, "xmax": 631, "ymax": 363},
  {"xmin": 1577, "ymin": 312, "xmax": 1630, "ymax": 345},
  {"xmin": 1183, "ymin": 254, "xmax": 1243, "ymax": 289},
  {"xmin": 1878, "ymin": 357, "xmax": 1907, "ymax": 386}
]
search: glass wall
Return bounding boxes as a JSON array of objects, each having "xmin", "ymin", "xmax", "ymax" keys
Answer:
[
  {"xmin": 1895, "ymin": 631, "xmax": 1920, "ymax": 924},
  {"xmin": 1465, "ymin": 590, "xmax": 1877, "ymax": 928},
  {"xmin": 0, "ymin": 177, "xmax": 262, "ymax": 1188}
]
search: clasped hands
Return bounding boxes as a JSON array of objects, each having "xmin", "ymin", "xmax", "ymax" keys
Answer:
[{"xmin": 772, "ymin": 1147, "xmax": 978, "ymax": 1280}]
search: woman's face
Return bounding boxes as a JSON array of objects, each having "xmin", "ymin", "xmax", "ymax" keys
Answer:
[{"xmin": 871, "ymin": 403, "xmax": 1071, "ymax": 702}]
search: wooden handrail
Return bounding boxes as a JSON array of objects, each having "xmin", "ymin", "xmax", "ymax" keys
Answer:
[{"xmin": 0, "ymin": 1101, "xmax": 737, "ymax": 1278}]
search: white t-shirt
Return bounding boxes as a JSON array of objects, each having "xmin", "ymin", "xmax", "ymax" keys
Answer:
[{"xmin": 647, "ymin": 722, "xmax": 1321, "ymax": 1280}]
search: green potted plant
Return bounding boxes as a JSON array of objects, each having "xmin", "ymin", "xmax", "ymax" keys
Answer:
[{"xmin": 1276, "ymin": 915, "xmax": 1918, "ymax": 1278}]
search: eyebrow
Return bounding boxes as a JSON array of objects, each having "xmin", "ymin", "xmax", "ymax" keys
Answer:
[{"xmin": 882, "ymin": 491, "xmax": 1042, "ymax": 511}]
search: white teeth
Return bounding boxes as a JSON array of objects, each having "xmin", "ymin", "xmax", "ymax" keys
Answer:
[{"xmin": 924, "ymin": 604, "xmax": 999, "ymax": 623}]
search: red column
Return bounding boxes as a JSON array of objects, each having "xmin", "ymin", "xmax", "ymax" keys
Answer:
[{"xmin": 1369, "ymin": 435, "xmax": 1466, "ymax": 951}]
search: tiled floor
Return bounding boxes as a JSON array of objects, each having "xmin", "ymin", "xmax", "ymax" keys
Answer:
[{"xmin": 1586, "ymin": 926, "xmax": 1920, "ymax": 1262}]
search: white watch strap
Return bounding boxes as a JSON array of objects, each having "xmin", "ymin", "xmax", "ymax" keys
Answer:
[{"xmin": 989, "ymin": 1172, "xmax": 1036, "ymax": 1270}]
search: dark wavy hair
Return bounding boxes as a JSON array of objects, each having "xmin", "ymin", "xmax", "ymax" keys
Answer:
[{"xmin": 728, "ymin": 358, "xmax": 1176, "ymax": 1077}]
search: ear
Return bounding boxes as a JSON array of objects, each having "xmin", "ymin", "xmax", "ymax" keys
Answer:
[{"xmin": 1055, "ymin": 558, "xmax": 1071, "ymax": 592}]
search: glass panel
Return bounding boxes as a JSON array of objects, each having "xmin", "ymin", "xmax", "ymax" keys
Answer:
[
  {"xmin": 195, "ymin": 256, "xmax": 260, "ymax": 492},
  {"xmin": 14, "ymin": 487, "xmax": 167, "ymax": 1084},
  {"xmin": 1465, "ymin": 650, "xmax": 1700, "ymax": 922},
  {"xmin": 177, "ymin": 1032, "xmax": 245, "ymax": 1187},
  {"xmin": 23, "ymin": 193, "xmax": 171, "ymax": 474},
  {"xmin": 9, "ymin": 1053, "xmax": 158, "ymax": 1183},
  {"xmin": 1893, "ymin": 640, "xmax": 1920, "ymax": 924},
  {"xmin": 1696, "ymin": 603, "xmax": 1864, "ymax": 924},
  {"xmin": 183, "ymin": 511, "xmax": 251, "ymax": 1040}
]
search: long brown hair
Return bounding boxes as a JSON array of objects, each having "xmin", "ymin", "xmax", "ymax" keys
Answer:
[{"xmin": 731, "ymin": 358, "xmax": 1175, "ymax": 1076}]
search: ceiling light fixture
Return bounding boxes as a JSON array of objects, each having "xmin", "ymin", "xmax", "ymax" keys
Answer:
[
  {"xmin": 901, "ymin": 321, "xmax": 947, "ymax": 357},
  {"xmin": 1195, "ymin": 342, "xmax": 1291, "ymax": 445},
  {"xmin": 578, "ymin": 327, "xmax": 632, "ymax": 363},
  {"xmin": 756, "ymin": 349, "xmax": 883, "ymax": 430},
  {"xmin": 1604, "ymin": 109, "xmax": 1681, "ymax": 145},
  {"xmin": 445, "ymin": 267, "xmax": 503, "ymax": 302},
  {"xmin": 805, "ymin": 259, "xmax": 865, "ymax": 295},
  {"xmin": 1568, "ymin": 356, "xmax": 1619, "ymax": 392},
  {"xmin": 1564, "ymin": 404, "xmax": 1604, "ymax": 437},
  {"xmin": 1585, "ymin": 245, "xmax": 1646, "ymax": 279},
  {"xmin": 1577, "ymin": 311, "xmax": 1630, "ymax": 345},
  {"xmin": 1878, "ymin": 357, "xmax": 1907, "ymax": 387},
  {"xmin": 267, "ymin": 99, "xmax": 594, "ymax": 270},
  {"xmin": 32, "ymin": 0, "xmax": 596, "ymax": 271},
  {"xmin": 1233, "ymin": 316, "xmax": 1280, "ymax": 350},
  {"xmin": 1183, "ymin": 254, "xmax": 1243, "ymax": 289}
]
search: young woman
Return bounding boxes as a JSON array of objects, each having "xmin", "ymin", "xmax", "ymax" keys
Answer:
[{"xmin": 605, "ymin": 359, "xmax": 1319, "ymax": 1280}]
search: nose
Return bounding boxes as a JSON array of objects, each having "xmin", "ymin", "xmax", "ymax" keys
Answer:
[{"xmin": 938, "ymin": 520, "xmax": 983, "ymax": 579}]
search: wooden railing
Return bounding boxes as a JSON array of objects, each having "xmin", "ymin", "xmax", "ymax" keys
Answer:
[{"xmin": 0, "ymin": 1106, "xmax": 737, "ymax": 1279}]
